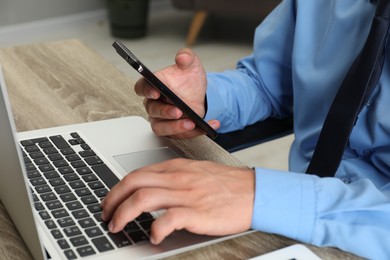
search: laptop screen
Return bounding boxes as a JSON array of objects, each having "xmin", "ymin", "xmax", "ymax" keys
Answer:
[{"xmin": 0, "ymin": 67, "xmax": 45, "ymax": 260}]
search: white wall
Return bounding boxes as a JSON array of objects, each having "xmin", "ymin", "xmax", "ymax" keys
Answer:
[{"xmin": 0, "ymin": 0, "xmax": 105, "ymax": 26}]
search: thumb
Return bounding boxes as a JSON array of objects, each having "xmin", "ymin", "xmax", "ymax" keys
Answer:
[{"xmin": 175, "ymin": 48, "xmax": 198, "ymax": 71}]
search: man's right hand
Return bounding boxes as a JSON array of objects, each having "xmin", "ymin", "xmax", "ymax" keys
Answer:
[{"xmin": 134, "ymin": 48, "xmax": 220, "ymax": 138}]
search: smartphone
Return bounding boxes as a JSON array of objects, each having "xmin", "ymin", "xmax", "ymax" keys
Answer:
[{"xmin": 112, "ymin": 40, "xmax": 218, "ymax": 139}]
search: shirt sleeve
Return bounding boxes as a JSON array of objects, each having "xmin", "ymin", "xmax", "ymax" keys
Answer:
[
  {"xmin": 252, "ymin": 168, "xmax": 390, "ymax": 259},
  {"xmin": 204, "ymin": 1, "xmax": 295, "ymax": 133}
]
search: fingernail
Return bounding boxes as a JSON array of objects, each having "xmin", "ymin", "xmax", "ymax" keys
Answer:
[
  {"xmin": 148, "ymin": 90, "xmax": 159, "ymax": 99},
  {"xmin": 150, "ymin": 236, "xmax": 157, "ymax": 245},
  {"xmin": 170, "ymin": 108, "xmax": 179, "ymax": 118},
  {"xmin": 108, "ymin": 222, "xmax": 115, "ymax": 232},
  {"xmin": 210, "ymin": 120, "xmax": 219, "ymax": 129},
  {"xmin": 183, "ymin": 120, "xmax": 194, "ymax": 130}
]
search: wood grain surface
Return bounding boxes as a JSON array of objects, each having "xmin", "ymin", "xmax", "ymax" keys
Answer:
[{"xmin": 0, "ymin": 39, "xmax": 360, "ymax": 259}]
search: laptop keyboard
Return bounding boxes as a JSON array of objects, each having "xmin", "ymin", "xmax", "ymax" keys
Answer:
[{"xmin": 20, "ymin": 132, "xmax": 155, "ymax": 259}]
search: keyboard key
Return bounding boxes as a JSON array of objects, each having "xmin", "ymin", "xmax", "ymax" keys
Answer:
[
  {"xmin": 94, "ymin": 188, "xmax": 108, "ymax": 198},
  {"xmin": 60, "ymin": 193, "xmax": 77, "ymax": 202},
  {"xmin": 48, "ymin": 153, "xmax": 63, "ymax": 161},
  {"xmin": 75, "ymin": 187, "xmax": 91, "ymax": 197},
  {"xmin": 39, "ymin": 141, "xmax": 53, "ymax": 149},
  {"xmin": 39, "ymin": 164, "xmax": 55, "ymax": 172},
  {"xmin": 58, "ymin": 166, "xmax": 73, "ymax": 175},
  {"xmin": 60, "ymin": 148, "xmax": 75, "ymax": 155},
  {"xmin": 35, "ymin": 185, "xmax": 52, "ymax": 194},
  {"xmin": 53, "ymin": 160, "xmax": 69, "ymax": 168},
  {"xmin": 65, "ymin": 201, "xmax": 83, "ymax": 211},
  {"xmin": 100, "ymin": 222, "xmax": 109, "ymax": 231},
  {"xmin": 69, "ymin": 180, "xmax": 85, "ymax": 189},
  {"xmin": 34, "ymin": 202, "xmax": 45, "ymax": 211},
  {"xmin": 70, "ymin": 132, "xmax": 80, "ymax": 139},
  {"xmin": 25, "ymin": 164, "xmax": 36, "ymax": 171},
  {"xmin": 21, "ymin": 138, "xmax": 47, "ymax": 147},
  {"xmin": 23, "ymin": 157, "xmax": 32, "ymax": 165},
  {"xmin": 63, "ymin": 173, "xmax": 80, "ymax": 182},
  {"xmin": 29, "ymin": 151, "xmax": 45, "ymax": 159},
  {"xmin": 71, "ymin": 160, "xmax": 86, "ymax": 168},
  {"xmin": 45, "ymin": 220, "xmax": 57, "ymax": 230},
  {"xmin": 79, "ymin": 150, "xmax": 96, "ymax": 158},
  {"xmin": 124, "ymin": 221, "xmax": 140, "ymax": 233},
  {"xmin": 72, "ymin": 209, "xmax": 89, "ymax": 219},
  {"xmin": 91, "ymin": 165, "xmax": 119, "ymax": 189},
  {"xmin": 52, "ymin": 208, "xmax": 69, "ymax": 219},
  {"xmin": 78, "ymin": 218, "xmax": 96, "ymax": 228},
  {"xmin": 80, "ymin": 144, "xmax": 91, "ymax": 150},
  {"xmin": 77, "ymin": 167, "xmax": 92, "ymax": 175},
  {"xmin": 46, "ymin": 200, "xmax": 63, "ymax": 210},
  {"xmin": 85, "ymin": 227, "xmax": 103, "ymax": 238},
  {"xmin": 57, "ymin": 239, "xmax": 70, "ymax": 249},
  {"xmin": 85, "ymin": 156, "xmax": 103, "ymax": 165},
  {"xmin": 43, "ymin": 147, "xmax": 57, "ymax": 155},
  {"xmin": 81, "ymin": 195, "xmax": 98, "ymax": 205},
  {"xmin": 70, "ymin": 235, "xmax": 88, "ymax": 247},
  {"xmin": 34, "ymin": 158, "xmax": 50, "ymax": 165},
  {"xmin": 63, "ymin": 226, "xmax": 82, "ymax": 237},
  {"xmin": 54, "ymin": 185, "xmax": 71, "ymax": 194},
  {"xmin": 50, "ymin": 178, "xmax": 65, "ymax": 187},
  {"xmin": 63, "ymin": 249, "xmax": 77, "ymax": 260},
  {"xmin": 76, "ymin": 246, "xmax": 95, "ymax": 257},
  {"xmin": 136, "ymin": 212, "xmax": 154, "ymax": 221},
  {"xmin": 39, "ymin": 211, "xmax": 50, "ymax": 220},
  {"xmin": 82, "ymin": 174, "xmax": 98, "ymax": 182},
  {"xmin": 51, "ymin": 229, "xmax": 63, "ymax": 239},
  {"xmin": 139, "ymin": 219, "xmax": 153, "ymax": 231},
  {"xmin": 126, "ymin": 230, "xmax": 149, "ymax": 244},
  {"xmin": 25, "ymin": 145, "xmax": 40, "ymax": 153},
  {"xmin": 32, "ymin": 193, "xmax": 39, "ymax": 202},
  {"xmin": 40, "ymin": 192, "xmax": 57, "ymax": 202},
  {"xmin": 27, "ymin": 170, "xmax": 41, "ymax": 179},
  {"xmin": 65, "ymin": 154, "xmax": 81, "ymax": 162},
  {"xmin": 44, "ymin": 171, "xmax": 60, "ymax": 179},
  {"xmin": 93, "ymin": 213, "xmax": 102, "ymax": 222},
  {"xmin": 88, "ymin": 181, "xmax": 104, "ymax": 190},
  {"xmin": 108, "ymin": 231, "xmax": 132, "ymax": 248},
  {"xmin": 92, "ymin": 236, "xmax": 114, "ymax": 252},
  {"xmin": 68, "ymin": 139, "xmax": 79, "ymax": 146},
  {"xmin": 30, "ymin": 177, "xmax": 46, "ymax": 186},
  {"xmin": 58, "ymin": 217, "xmax": 76, "ymax": 228},
  {"xmin": 87, "ymin": 204, "xmax": 101, "ymax": 213},
  {"xmin": 50, "ymin": 135, "xmax": 70, "ymax": 149}
]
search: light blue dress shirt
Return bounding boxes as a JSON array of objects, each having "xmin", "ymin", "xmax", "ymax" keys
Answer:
[{"xmin": 204, "ymin": 0, "xmax": 390, "ymax": 258}]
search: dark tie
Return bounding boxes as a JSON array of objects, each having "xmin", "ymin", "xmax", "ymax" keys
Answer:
[{"xmin": 306, "ymin": 0, "xmax": 390, "ymax": 177}]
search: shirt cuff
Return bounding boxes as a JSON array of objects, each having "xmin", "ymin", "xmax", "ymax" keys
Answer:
[
  {"xmin": 251, "ymin": 168, "xmax": 318, "ymax": 243},
  {"xmin": 204, "ymin": 74, "xmax": 227, "ymax": 122}
]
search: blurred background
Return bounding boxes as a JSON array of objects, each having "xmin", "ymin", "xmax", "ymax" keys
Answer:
[{"xmin": 0, "ymin": 0, "xmax": 292, "ymax": 170}]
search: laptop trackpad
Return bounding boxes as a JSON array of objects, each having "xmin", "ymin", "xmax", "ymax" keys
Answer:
[{"xmin": 113, "ymin": 147, "xmax": 179, "ymax": 173}]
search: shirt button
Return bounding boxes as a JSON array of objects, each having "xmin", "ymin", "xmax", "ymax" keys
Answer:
[{"xmin": 341, "ymin": 177, "xmax": 350, "ymax": 184}]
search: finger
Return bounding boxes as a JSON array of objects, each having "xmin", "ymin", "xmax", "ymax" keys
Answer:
[
  {"xmin": 134, "ymin": 78, "xmax": 160, "ymax": 99},
  {"xmin": 144, "ymin": 99, "xmax": 183, "ymax": 119},
  {"xmin": 149, "ymin": 117, "xmax": 196, "ymax": 136},
  {"xmin": 101, "ymin": 172, "xmax": 165, "ymax": 221},
  {"xmin": 150, "ymin": 207, "xmax": 196, "ymax": 245},
  {"xmin": 101, "ymin": 163, "xmax": 191, "ymax": 221},
  {"xmin": 149, "ymin": 118, "xmax": 219, "ymax": 138},
  {"xmin": 175, "ymin": 48, "xmax": 196, "ymax": 71},
  {"xmin": 108, "ymin": 188, "xmax": 192, "ymax": 233}
]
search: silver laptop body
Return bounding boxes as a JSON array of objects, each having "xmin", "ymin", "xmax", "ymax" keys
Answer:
[{"xmin": 0, "ymin": 67, "xmax": 241, "ymax": 260}]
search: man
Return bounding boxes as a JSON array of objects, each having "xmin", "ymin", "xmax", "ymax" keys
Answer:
[{"xmin": 102, "ymin": 0, "xmax": 390, "ymax": 258}]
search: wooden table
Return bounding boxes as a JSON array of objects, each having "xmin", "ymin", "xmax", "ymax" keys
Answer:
[{"xmin": 0, "ymin": 39, "xmax": 359, "ymax": 260}]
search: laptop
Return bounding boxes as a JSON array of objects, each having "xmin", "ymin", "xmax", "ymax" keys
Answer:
[{"xmin": 0, "ymin": 67, "xmax": 243, "ymax": 260}]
